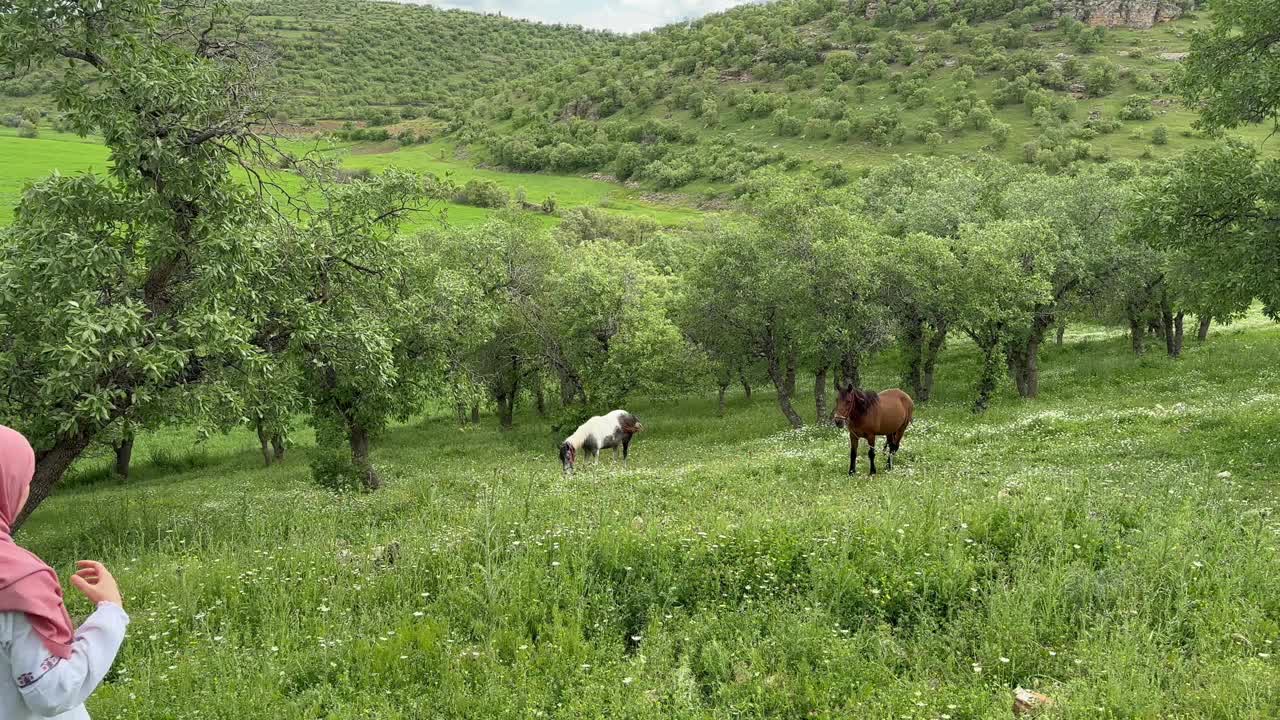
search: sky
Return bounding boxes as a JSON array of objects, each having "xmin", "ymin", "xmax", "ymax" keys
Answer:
[{"xmin": 424, "ymin": 0, "xmax": 757, "ymax": 33}]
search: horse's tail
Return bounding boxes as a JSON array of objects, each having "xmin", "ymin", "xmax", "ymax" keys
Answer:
[{"xmin": 893, "ymin": 392, "xmax": 914, "ymax": 450}]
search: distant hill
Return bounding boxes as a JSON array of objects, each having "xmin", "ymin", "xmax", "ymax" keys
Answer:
[
  {"xmin": 3, "ymin": 0, "xmax": 1273, "ymax": 192},
  {"xmin": 0, "ymin": 0, "xmax": 616, "ymax": 124},
  {"xmin": 454, "ymin": 0, "xmax": 1269, "ymax": 186}
]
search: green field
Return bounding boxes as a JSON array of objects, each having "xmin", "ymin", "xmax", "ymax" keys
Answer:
[
  {"xmin": 23, "ymin": 314, "xmax": 1280, "ymax": 718},
  {"xmin": 0, "ymin": 130, "xmax": 704, "ymax": 228}
]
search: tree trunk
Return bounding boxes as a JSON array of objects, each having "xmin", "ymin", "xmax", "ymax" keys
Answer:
[
  {"xmin": 348, "ymin": 422, "xmax": 380, "ymax": 490},
  {"xmin": 271, "ymin": 434, "xmax": 286, "ymax": 462},
  {"xmin": 973, "ymin": 343, "xmax": 1001, "ymax": 414},
  {"xmin": 13, "ymin": 431, "xmax": 96, "ymax": 532},
  {"xmin": 1023, "ymin": 335, "xmax": 1041, "ymax": 398},
  {"xmin": 256, "ymin": 419, "xmax": 273, "ymax": 467},
  {"xmin": 1055, "ymin": 318, "xmax": 1066, "ymax": 346},
  {"xmin": 738, "ymin": 370, "xmax": 752, "ymax": 401},
  {"xmin": 901, "ymin": 315, "xmax": 925, "ymax": 400},
  {"xmin": 113, "ymin": 435, "xmax": 135, "ymax": 479},
  {"xmin": 1008, "ymin": 312, "xmax": 1052, "ymax": 399},
  {"xmin": 1128, "ymin": 313, "xmax": 1145, "ymax": 356},
  {"xmin": 838, "ymin": 351, "xmax": 861, "ymax": 390},
  {"xmin": 470, "ymin": 403, "xmax": 480, "ymax": 424},
  {"xmin": 455, "ymin": 403, "xmax": 468, "ymax": 426},
  {"xmin": 534, "ymin": 378, "xmax": 547, "ymax": 418},
  {"xmin": 1170, "ymin": 311, "xmax": 1184, "ymax": 358},
  {"xmin": 495, "ymin": 391, "xmax": 514, "ymax": 430},
  {"xmin": 920, "ymin": 321, "xmax": 948, "ymax": 403},
  {"xmin": 717, "ymin": 381, "xmax": 729, "ymax": 417},
  {"xmin": 765, "ymin": 349, "xmax": 804, "ymax": 429},
  {"xmin": 1160, "ymin": 291, "xmax": 1177, "ymax": 358},
  {"xmin": 814, "ymin": 362, "xmax": 830, "ymax": 425},
  {"xmin": 1197, "ymin": 315, "xmax": 1211, "ymax": 342}
]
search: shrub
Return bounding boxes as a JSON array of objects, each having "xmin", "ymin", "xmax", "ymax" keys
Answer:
[
  {"xmin": 541, "ymin": 194, "xmax": 559, "ymax": 214},
  {"xmin": 309, "ymin": 447, "xmax": 366, "ymax": 493},
  {"xmin": 17, "ymin": 120, "xmax": 38, "ymax": 138},
  {"xmin": 991, "ymin": 120, "xmax": 1011, "ymax": 146},
  {"xmin": 815, "ymin": 162, "xmax": 851, "ymax": 188},
  {"xmin": 1152, "ymin": 125, "xmax": 1169, "ymax": 145},
  {"xmin": 772, "ymin": 109, "xmax": 802, "ymax": 137},
  {"xmin": 1133, "ymin": 72, "xmax": 1158, "ymax": 92},
  {"xmin": 804, "ymin": 118, "xmax": 830, "ymax": 140},
  {"xmin": 1085, "ymin": 59, "xmax": 1119, "ymax": 96},
  {"xmin": 458, "ymin": 178, "xmax": 509, "ymax": 208},
  {"xmin": 1119, "ymin": 95, "xmax": 1155, "ymax": 121}
]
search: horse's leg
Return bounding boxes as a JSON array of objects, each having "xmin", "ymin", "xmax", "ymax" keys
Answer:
[
  {"xmin": 868, "ymin": 434, "xmax": 878, "ymax": 476},
  {"xmin": 623, "ymin": 435, "xmax": 632, "ymax": 468},
  {"xmin": 885, "ymin": 435, "xmax": 894, "ymax": 471},
  {"xmin": 848, "ymin": 434, "xmax": 857, "ymax": 476}
]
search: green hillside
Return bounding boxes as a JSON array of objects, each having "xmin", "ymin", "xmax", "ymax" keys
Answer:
[
  {"xmin": 1, "ymin": 0, "xmax": 1274, "ymax": 204},
  {"xmin": 459, "ymin": 0, "xmax": 1273, "ymax": 186}
]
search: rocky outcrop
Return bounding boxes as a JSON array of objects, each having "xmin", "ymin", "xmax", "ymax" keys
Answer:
[{"xmin": 1052, "ymin": 0, "xmax": 1191, "ymax": 29}]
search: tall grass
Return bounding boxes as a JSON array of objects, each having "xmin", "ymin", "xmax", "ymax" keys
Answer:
[{"xmin": 22, "ymin": 317, "xmax": 1280, "ymax": 718}]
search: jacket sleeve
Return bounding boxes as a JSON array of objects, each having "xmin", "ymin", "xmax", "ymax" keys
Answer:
[{"xmin": 8, "ymin": 603, "xmax": 129, "ymax": 717}]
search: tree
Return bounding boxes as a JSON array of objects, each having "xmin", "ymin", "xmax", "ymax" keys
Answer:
[
  {"xmin": 953, "ymin": 221, "xmax": 1055, "ymax": 412},
  {"xmin": 1177, "ymin": 0, "xmax": 1280, "ymax": 135},
  {"xmin": 1131, "ymin": 142, "xmax": 1277, "ymax": 320},
  {"xmin": 998, "ymin": 169, "xmax": 1128, "ymax": 397},
  {"xmin": 684, "ymin": 221, "xmax": 808, "ymax": 428},
  {"xmin": 0, "ymin": 0, "xmax": 281, "ymax": 527},
  {"xmin": 1085, "ymin": 58, "xmax": 1118, "ymax": 96},
  {"xmin": 285, "ymin": 169, "xmax": 444, "ymax": 490},
  {"xmin": 879, "ymin": 233, "xmax": 961, "ymax": 403}
]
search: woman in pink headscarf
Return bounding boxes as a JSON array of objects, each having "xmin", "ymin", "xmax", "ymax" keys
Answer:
[{"xmin": 0, "ymin": 425, "xmax": 129, "ymax": 719}]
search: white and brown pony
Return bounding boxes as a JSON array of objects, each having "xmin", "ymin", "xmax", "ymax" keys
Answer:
[
  {"xmin": 559, "ymin": 410, "xmax": 644, "ymax": 474},
  {"xmin": 832, "ymin": 385, "xmax": 914, "ymax": 476}
]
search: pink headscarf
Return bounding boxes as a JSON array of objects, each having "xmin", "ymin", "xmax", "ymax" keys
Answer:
[{"xmin": 0, "ymin": 426, "xmax": 74, "ymax": 659}]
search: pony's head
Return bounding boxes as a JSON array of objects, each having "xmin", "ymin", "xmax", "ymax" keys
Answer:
[
  {"xmin": 559, "ymin": 442, "xmax": 577, "ymax": 474},
  {"xmin": 833, "ymin": 383, "xmax": 878, "ymax": 429}
]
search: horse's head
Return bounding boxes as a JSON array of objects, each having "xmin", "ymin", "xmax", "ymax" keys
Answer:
[
  {"xmin": 559, "ymin": 442, "xmax": 576, "ymax": 475},
  {"xmin": 833, "ymin": 383, "xmax": 877, "ymax": 429}
]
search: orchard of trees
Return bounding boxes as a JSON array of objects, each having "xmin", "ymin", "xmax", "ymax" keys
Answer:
[{"xmin": 0, "ymin": 0, "xmax": 1275, "ymax": 529}]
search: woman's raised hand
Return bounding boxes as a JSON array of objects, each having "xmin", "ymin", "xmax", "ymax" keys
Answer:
[{"xmin": 70, "ymin": 561, "xmax": 123, "ymax": 607}]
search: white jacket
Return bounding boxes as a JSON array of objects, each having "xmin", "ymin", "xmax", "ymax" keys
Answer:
[{"xmin": 0, "ymin": 603, "xmax": 129, "ymax": 719}]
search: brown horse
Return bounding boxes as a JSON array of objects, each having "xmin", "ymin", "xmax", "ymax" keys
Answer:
[{"xmin": 832, "ymin": 384, "xmax": 914, "ymax": 476}]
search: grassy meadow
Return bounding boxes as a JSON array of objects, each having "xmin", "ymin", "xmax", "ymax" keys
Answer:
[
  {"xmin": 24, "ymin": 314, "xmax": 1280, "ymax": 719},
  {"xmin": 0, "ymin": 129, "xmax": 704, "ymax": 230}
]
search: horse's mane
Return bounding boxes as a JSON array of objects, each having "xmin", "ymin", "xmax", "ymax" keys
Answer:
[{"xmin": 851, "ymin": 388, "xmax": 880, "ymax": 416}]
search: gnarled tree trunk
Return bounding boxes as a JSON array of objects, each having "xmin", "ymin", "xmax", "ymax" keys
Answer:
[
  {"xmin": 256, "ymin": 419, "xmax": 274, "ymax": 466},
  {"xmin": 271, "ymin": 434, "xmax": 286, "ymax": 462},
  {"xmin": 901, "ymin": 314, "xmax": 925, "ymax": 401},
  {"xmin": 1197, "ymin": 315, "xmax": 1211, "ymax": 342},
  {"xmin": 738, "ymin": 369, "xmax": 752, "ymax": 401},
  {"xmin": 470, "ymin": 403, "xmax": 480, "ymax": 425},
  {"xmin": 838, "ymin": 351, "xmax": 861, "ymax": 391},
  {"xmin": 814, "ymin": 362, "xmax": 830, "ymax": 424},
  {"xmin": 1128, "ymin": 310, "xmax": 1145, "ymax": 356},
  {"xmin": 920, "ymin": 321, "xmax": 948, "ymax": 403},
  {"xmin": 348, "ymin": 422, "xmax": 379, "ymax": 490},
  {"xmin": 1169, "ymin": 311, "xmax": 1185, "ymax": 358},
  {"xmin": 717, "ymin": 380, "xmax": 729, "ymax": 417},
  {"xmin": 14, "ymin": 431, "xmax": 96, "ymax": 532},
  {"xmin": 113, "ymin": 435, "xmax": 134, "ymax": 479},
  {"xmin": 764, "ymin": 347, "xmax": 804, "ymax": 429}
]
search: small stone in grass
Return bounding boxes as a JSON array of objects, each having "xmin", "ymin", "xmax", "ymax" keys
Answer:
[
  {"xmin": 1013, "ymin": 688, "xmax": 1053, "ymax": 716},
  {"xmin": 1217, "ymin": 471, "xmax": 1232, "ymax": 479}
]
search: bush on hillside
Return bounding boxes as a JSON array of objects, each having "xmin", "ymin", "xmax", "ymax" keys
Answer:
[{"xmin": 456, "ymin": 179, "xmax": 509, "ymax": 208}]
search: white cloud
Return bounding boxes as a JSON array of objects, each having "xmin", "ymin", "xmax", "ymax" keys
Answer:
[{"xmin": 419, "ymin": 0, "xmax": 755, "ymax": 32}]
